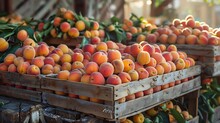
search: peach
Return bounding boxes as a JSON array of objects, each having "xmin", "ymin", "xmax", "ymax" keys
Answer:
[
  {"xmin": 8, "ymin": 64, "xmax": 17, "ymax": 72},
  {"xmin": 137, "ymin": 51, "xmax": 150, "ymax": 65},
  {"xmin": 186, "ymin": 58, "xmax": 195, "ymax": 66},
  {"xmin": 146, "ymin": 58, "xmax": 157, "ymax": 67},
  {"xmin": 71, "ymin": 53, "xmax": 84, "ymax": 63},
  {"xmin": 159, "ymin": 44, "xmax": 166, "ymax": 52},
  {"xmin": 89, "ymin": 72, "xmax": 105, "ymax": 85},
  {"xmin": 146, "ymin": 66, "xmax": 157, "ymax": 77},
  {"xmin": 62, "ymin": 9, "xmax": 74, "ymax": 20},
  {"xmin": 186, "ymin": 35, "xmax": 197, "ymax": 45},
  {"xmin": 158, "ymin": 34, "xmax": 168, "ymax": 44},
  {"xmin": 162, "ymin": 52, "xmax": 173, "ymax": 61},
  {"xmin": 167, "ymin": 33, "xmax": 177, "ymax": 44},
  {"xmin": 31, "ymin": 57, "xmax": 44, "ymax": 68},
  {"xmin": 186, "ymin": 19, "xmax": 195, "ymax": 28},
  {"xmin": 17, "ymin": 30, "xmax": 28, "ymax": 41},
  {"xmin": 184, "ymin": 59, "xmax": 191, "ymax": 68},
  {"xmin": 167, "ymin": 45, "xmax": 177, "ymax": 52},
  {"xmin": 112, "ymin": 59, "xmax": 124, "ymax": 74},
  {"xmin": 57, "ymin": 70, "xmax": 70, "ymax": 80},
  {"xmin": 91, "ymin": 21, "xmax": 99, "ymax": 30},
  {"xmin": 53, "ymin": 17, "xmax": 62, "ymax": 27},
  {"xmin": 82, "ymin": 59, "xmax": 89, "ymax": 66},
  {"xmin": 106, "ymin": 74, "xmax": 121, "ymax": 85},
  {"xmin": 129, "ymin": 26, "xmax": 137, "ymax": 34},
  {"xmin": 128, "ymin": 70, "xmax": 139, "ymax": 81},
  {"xmin": 173, "ymin": 19, "xmax": 181, "ymax": 27},
  {"xmin": 123, "ymin": 59, "xmax": 135, "ymax": 72},
  {"xmin": 122, "ymin": 53, "xmax": 135, "ymax": 61},
  {"xmin": 41, "ymin": 64, "xmax": 53, "ymax": 75},
  {"xmin": 17, "ymin": 62, "xmax": 30, "ymax": 74},
  {"xmin": 161, "ymin": 83, "xmax": 169, "ymax": 90},
  {"xmin": 60, "ymin": 54, "xmax": 71, "ymax": 64},
  {"xmin": 99, "ymin": 62, "xmax": 114, "ymax": 77},
  {"xmin": 169, "ymin": 82, "xmax": 175, "ymax": 87},
  {"xmin": 91, "ymin": 52, "xmax": 108, "ymax": 65},
  {"xmin": 153, "ymin": 86, "xmax": 161, "ymax": 93},
  {"xmin": 208, "ymin": 36, "xmax": 219, "ymax": 45},
  {"xmin": 142, "ymin": 44, "xmax": 155, "ymax": 55},
  {"xmin": 181, "ymin": 78, "xmax": 189, "ymax": 83},
  {"xmin": 71, "ymin": 61, "xmax": 84, "ymax": 70},
  {"xmin": 130, "ymin": 43, "xmax": 143, "ymax": 57},
  {"xmin": 23, "ymin": 46, "xmax": 36, "ymax": 60},
  {"xmin": 118, "ymin": 97, "xmax": 126, "ymax": 104},
  {"xmin": 75, "ymin": 20, "xmax": 86, "ymax": 31},
  {"xmin": 83, "ymin": 44, "xmax": 95, "ymax": 54},
  {"xmin": 197, "ymin": 34, "xmax": 208, "ymax": 45},
  {"xmin": 167, "ymin": 61, "xmax": 176, "ymax": 72},
  {"xmin": 85, "ymin": 62, "xmax": 98, "ymax": 74},
  {"xmin": 143, "ymin": 88, "xmax": 153, "ymax": 95},
  {"xmin": 49, "ymin": 46, "xmax": 55, "ymax": 53},
  {"xmin": 15, "ymin": 48, "xmax": 23, "ymax": 57},
  {"xmin": 61, "ymin": 62, "xmax": 71, "ymax": 71},
  {"xmin": 27, "ymin": 65, "xmax": 40, "ymax": 75},
  {"xmin": 80, "ymin": 74, "xmax": 90, "ymax": 83},
  {"xmin": 134, "ymin": 62, "xmax": 143, "ymax": 71},
  {"xmin": 155, "ymin": 64, "xmax": 165, "ymax": 75},
  {"xmin": 90, "ymin": 37, "xmax": 101, "ymax": 44},
  {"xmin": 123, "ymin": 46, "xmax": 131, "ymax": 54},
  {"xmin": 49, "ymin": 53, "xmax": 60, "ymax": 63},
  {"xmin": 4, "ymin": 54, "xmax": 16, "ymax": 65},
  {"xmin": 44, "ymin": 57, "xmax": 55, "ymax": 66},
  {"xmin": 84, "ymin": 30, "xmax": 91, "ymax": 38},
  {"xmin": 106, "ymin": 41, "xmax": 119, "ymax": 50},
  {"xmin": 146, "ymin": 34, "xmax": 157, "ymax": 43},
  {"xmin": 175, "ymin": 80, "xmax": 181, "ymax": 85},
  {"xmin": 126, "ymin": 32, "xmax": 132, "ymax": 40},
  {"xmin": 0, "ymin": 38, "xmax": 9, "ymax": 52},
  {"xmin": 175, "ymin": 58, "xmax": 186, "ymax": 70},
  {"xmin": 57, "ymin": 44, "xmax": 69, "ymax": 54},
  {"xmin": 178, "ymin": 51, "xmax": 186, "ymax": 59},
  {"xmin": 90, "ymin": 30, "xmax": 99, "ymax": 38},
  {"xmin": 176, "ymin": 35, "xmax": 186, "ymax": 44},
  {"xmin": 23, "ymin": 38, "xmax": 36, "ymax": 47},
  {"xmin": 135, "ymin": 91, "xmax": 144, "ymax": 98},
  {"xmin": 68, "ymin": 71, "xmax": 82, "ymax": 82},
  {"xmin": 151, "ymin": 53, "xmax": 166, "ymax": 65},
  {"xmin": 90, "ymin": 98, "xmax": 103, "ymax": 104},
  {"xmin": 83, "ymin": 52, "xmax": 91, "ymax": 61},
  {"xmin": 137, "ymin": 68, "xmax": 149, "ymax": 80},
  {"xmin": 52, "ymin": 48, "xmax": 63, "ymax": 57},
  {"xmin": 37, "ymin": 44, "xmax": 49, "ymax": 56},
  {"xmin": 60, "ymin": 22, "xmax": 70, "ymax": 33},
  {"xmin": 126, "ymin": 94, "xmax": 135, "ymax": 101},
  {"xmin": 53, "ymin": 65, "xmax": 60, "ymax": 74},
  {"xmin": 0, "ymin": 63, "xmax": 7, "ymax": 71},
  {"xmin": 192, "ymin": 28, "xmax": 201, "ymax": 36},
  {"xmin": 50, "ymin": 28, "xmax": 57, "ymax": 38},
  {"xmin": 118, "ymin": 72, "xmax": 131, "ymax": 83},
  {"xmin": 170, "ymin": 51, "xmax": 180, "ymax": 61},
  {"xmin": 160, "ymin": 62, "xmax": 172, "ymax": 73},
  {"xmin": 107, "ymin": 50, "xmax": 121, "ymax": 62},
  {"xmin": 13, "ymin": 57, "xmax": 24, "ymax": 67},
  {"xmin": 136, "ymin": 34, "xmax": 146, "ymax": 43},
  {"xmin": 96, "ymin": 42, "xmax": 107, "ymax": 51},
  {"xmin": 68, "ymin": 28, "xmax": 79, "ymax": 38}
]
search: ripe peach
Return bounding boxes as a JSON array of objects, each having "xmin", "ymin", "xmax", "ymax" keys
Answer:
[
  {"xmin": 186, "ymin": 19, "xmax": 195, "ymax": 28},
  {"xmin": 44, "ymin": 57, "xmax": 55, "ymax": 66},
  {"xmin": 173, "ymin": 19, "xmax": 181, "ymax": 27},
  {"xmin": 128, "ymin": 70, "xmax": 139, "ymax": 81},
  {"xmin": 15, "ymin": 48, "xmax": 23, "ymax": 57},
  {"xmin": 13, "ymin": 57, "xmax": 24, "ymax": 67},
  {"xmin": 186, "ymin": 35, "xmax": 197, "ymax": 45},
  {"xmin": 186, "ymin": 58, "xmax": 195, "ymax": 66},
  {"xmin": 23, "ymin": 38, "xmax": 36, "ymax": 47},
  {"xmin": 146, "ymin": 34, "xmax": 157, "ymax": 43},
  {"xmin": 52, "ymin": 48, "xmax": 63, "ymax": 57},
  {"xmin": 137, "ymin": 68, "xmax": 149, "ymax": 80},
  {"xmin": 208, "ymin": 36, "xmax": 219, "ymax": 45},
  {"xmin": 147, "ymin": 58, "xmax": 157, "ymax": 67},
  {"xmin": 182, "ymin": 28, "xmax": 192, "ymax": 37},
  {"xmin": 8, "ymin": 64, "xmax": 17, "ymax": 72},
  {"xmin": 142, "ymin": 44, "xmax": 155, "ymax": 56},
  {"xmin": 126, "ymin": 32, "xmax": 132, "ymax": 41},
  {"xmin": 137, "ymin": 51, "xmax": 150, "ymax": 65},
  {"xmin": 68, "ymin": 71, "xmax": 82, "ymax": 82},
  {"xmin": 152, "ymin": 53, "xmax": 166, "ymax": 65},
  {"xmin": 4, "ymin": 54, "xmax": 16, "ymax": 65},
  {"xmin": 118, "ymin": 72, "xmax": 131, "ymax": 83},
  {"xmin": 176, "ymin": 35, "xmax": 186, "ymax": 44},
  {"xmin": 96, "ymin": 42, "xmax": 108, "ymax": 51},
  {"xmin": 23, "ymin": 46, "xmax": 36, "ymax": 60},
  {"xmin": 106, "ymin": 75, "xmax": 122, "ymax": 85},
  {"xmin": 197, "ymin": 34, "xmax": 208, "ymax": 45},
  {"xmin": 90, "ymin": 30, "xmax": 99, "ymax": 38},
  {"xmin": 123, "ymin": 59, "xmax": 135, "ymax": 72},
  {"xmin": 0, "ymin": 38, "xmax": 9, "ymax": 52},
  {"xmin": 107, "ymin": 50, "xmax": 121, "ymax": 62},
  {"xmin": 53, "ymin": 65, "xmax": 61, "ymax": 74},
  {"xmin": 41, "ymin": 64, "xmax": 54, "ymax": 75},
  {"xmin": 27, "ymin": 65, "xmax": 40, "ymax": 75},
  {"xmin": 160, "ymin": 62, "xmax": 172, "ymax": 73},
  {"xmin": 184, "ymin": 59, "xmax": 191, "ymax": 69},
  {"xmin": 49, "ymin": 53, "xmax": 60, "ymax": 63},
  {"xmin": 57, "ymin": 70, "xmax": 70, "ymax": 80},
  {"xmin": 17, "ymin": 30, "xmax": 28, "ymax": 41},
  {"xmin": 167, "ymin": 61, "xmax": 176, "ymax": 72},
  {"xmin": 82, "ymin": 59, "xmax": 89, "ymax": 66},
  {"xmin": 91, "ymin": 52, "xmax": 108, "ymax": 65},
  {"xmin": 159, "ymin": 44, "xmax": 166, "ymax": 52},
  {"xmin": 83, "ymin": 44, "xmax": 95, "ymax": 54},
  {"xmin": 50, "ymin": 28, "xmax": 57, "ymax": 38},
  {"xmin": 60, "ymin": 22, "xmax": 70, "ymax": 33},
  {"xmin": 106, "ymin": 41, "xmax": 119, "ymax": 50},
  {"xmin": 57, "ymin": 44, "xmax": 69, "ymax": 54},
  {"xmin": 143, "ymin": 88, "xmax": 153, "ymax": 95},
  {"xmin": 60, "ymin": 54, "xmax": 72, "ymax": 64},
  {"xmin": 0, "ymin": 63, "xmax": 8, "ymax": 71},
  {"xmin": 134, "ymin": 62, "xmax": 143, "ymax": 71},
  {"xmin": 158, "ymin": 34, "xmax": 168, "ymax": 44},
  {"xmin": 136, "ymin": 34, "xmax": 146, "ymax": 43},
  {"xmin": 155, "ymin": 64, "xmax": 165, "ymax": 75},
  {"xmin": 122, "ymin": 53, "xmax": 135, "ymax": 61},
  {"xmin": 99, "ymin": 62, "xmax": 114, "ymax": 77},
  {"xmin": 170, "ymin": 51, "xmax": 180, "ymax": 61},
  {"xmin": 68, "ymin": 28, "xmax": 79, "ymax": 38},
  {"xmin": 161, "ymin": 83, "xmax": 169, "ymax": 90},
  {"xmin": 62, "ymin": 9, "xmax": 74, "ymax": 19},
  {"xmin": 71, "ymin": 61, "xmax": 84, "ymax": 70},
  {"xmin": 53, "ymin": 17, "xmax": 62, "ymax": 27},
  {"xmin": 80, "ymin": 74, "xmax": 90, "ymax": 83},
  {"xmin": 85, "ymin": 62, "xmax": 98, "ymax": 74},
  {"xmin": 37, "ymin": 44, "xmax": 49, "ymax": 56},
  {"xmin": 146, "ymin": 66, "xmax": 157, "ymax": 77},
  {"xmin": 162, "ymin": 52, "xmax": 173, "ymax": 62},
  {"xmin": 178, "ymin": 51, "xmax": 186, "ymax": 59},
  {"xmin": 135, "ymin": 91, "xmax": 144, "ymax": 98},
  {"xmin": 126, "ymin": 94, "xmax": 135, "ymax": 101},
  {"xmin": 89, "ymin": 72, "xmax": 105, "ymax": 85},
  {"xmin": 31, "ymin": 57, "xmax": 44, "ymax": 68},
  {"xmin": 90, "ymin": 37, "xmax": 101, "ymax": 44},
  {"xmin": 167, "ymin": 45, "xmax": 177, "ymax": 52},
  {"xmin": 75, "ymin": 20, "xmax": 85, "ymax": 31},
  {"xmin": 153, "ymin": 86, "xmax": 161, "ymax": 93},
  {"xmin": 129, "ymin": 26, "xmax": 138, "ymax": 34},
  {"xmin": 169, "ymin": 82, "xmax": 175, "ymax": 87},
  {"xmin": 111, "ymin": 59, "xmax": 124, "ymax": 74},
  {"xmin": 61, "ymin": 62, "xmax": 72, "ymax": 71},
  {"xmin": 118, "ymin": 97, "xmax": 126, "ymax": 104},
  {"xmin": 167, "ymin": 33, "xmax": 177, "ymax": 44},
  {"xmin": 84, "ymin": 30, "xmax": 91, "ymax": 38},
  {"xmin": 17, "ymin": 62, "xmax": 30, "ymax": 74},
  {"xmin": 130, "ymin": 43, "xmax": 143, "ymax": 57},
  {"xmin": 175, "ymin": 58, "xmax": 186, "ymax": 70}
]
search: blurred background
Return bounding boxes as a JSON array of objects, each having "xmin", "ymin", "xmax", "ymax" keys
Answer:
[{"xmin": 0, "ymin": 0, "xmax": 220, "ymax": 27}]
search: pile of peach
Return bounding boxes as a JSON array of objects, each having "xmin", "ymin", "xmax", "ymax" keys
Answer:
[
  {"xmin": 0, "ymin": 39, "xmax": 195, "ymax": 103},
  {"xmin": 146, "ymin": 15, "xmax": 220, "ymax": 45}
]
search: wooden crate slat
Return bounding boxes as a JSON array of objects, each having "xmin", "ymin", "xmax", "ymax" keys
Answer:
[
  {"xmin": 41, "ymin": 77, "xmax": 114, "ymax": 101},
  {"xmin": 0, "ymin": 85, "xmax": 41, "ymax": 102},
  {"xmin": 42, "ymin": 93, "xmax": 114, "ymax": 119},
  {"xmin": 114, "ymin": 65, "xmax": 201, "ymax": 100},
  {"xmin": 197, "ymin": 61, "xmax": 220, "ymax": 76},
  {"xmin": 0, "ymin": 71, "xmax": 41, "ymax": 88},
  {"xmin": 115, "ymin": 76, "xmax": 201, "ymax": 118}
]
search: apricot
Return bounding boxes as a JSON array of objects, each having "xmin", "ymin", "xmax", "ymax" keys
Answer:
[
  {"xmin": 17, "ymin": 30, "xmax": 28, "ymax": 41},
  {"xmin": 186, "ymin": 19, "xmax": 195, "ymax": 28},
  {"xmin": 107, "ymin": 50, "xmax": 121, "ymax": 62},
  {"xmin": 106, "ymin": 74, "xmax": 122, "ymax": 85},
  {"xmin": 90, "ymin": 37, "xmax": 101, "ymax": 44},
  {"xmin": 80, "ymin": 74, "xmax": 90, "ymax": 83},
  {"xmin": 41, "ymin": 64, "xmax": 54, "ymax": 75},
  {"xmin": 84, "ymin": 30, "xmax": 91, "ymax": 38},
  {"xmin": 85, "ymin": 62, "xmax": 98, "ymax": 74},
  {"xmin": 27, "ymin": 65, "xmax": 40, "ymax": 75},
  {"xmin": 146, "ymin": 66, "xmax": 158, "ymax": 77},
  {"xmin": 99, "ymin": 62, "xmax": 114, "ymax": 77},
  {"xmin": 161, "ymin": 83, "xmax": 169, "ymax": 90},
  {"xmin": 137, "ymin": 68, "xmax": 149, "ymax": 79},
  {"xmin": 118, "ymin": 72, "xmax": 131, "ymax": 83},
  {"xmin": 23, "ymin": 46, "xmax": 36, "ymax": 60},
  {"xmin": 122, "ymin": 53, "xmax": 135, "ymax": 61},
  {"xmin": 60, "ymin": 22, "xmax": 71, "ymax": 33},
  {"xmin": 17, "ymin": 62, "xmax": 30, "ymax": 74},
  {"xmin": 123, "ymin": 59, "xmax": 135, "ymax": 72},
  {"xmin": 4, "ymin": 54, "xmax": 16, "ymax": 65},
  {"xmin": 182, "ymin": 28, "xmax": 192, "ymax": 36},
  {"xmin": 137, "ymin": 51, "xmax": 150, "ymax": 65}
]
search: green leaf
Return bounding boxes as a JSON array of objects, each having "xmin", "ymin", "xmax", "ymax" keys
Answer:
[
  {"xmin": 0, "ymin": 44, "xmax": 21, "ymax": 62},
  {"xmin": 111, "ymin": 16, "xmax": 121, "ymax": 24},
  {"xmin": 0, "ymin": 102, "xmax": 4, "ymax": 107},
  {"xmin": 170, "ymin": 109, "xmax": 186, "ymax": 123},
  {"xmin": 80, "ymin": 37, "xmax": 89, "ymax": 48},
  {"xmin": 157, "ymin": 111, "xmax": 169, "ymax": 123},
  {"xmin": 144, "ymin": 118, "xmax": 153, "ymax": 123},
  {"xmin": 43, "ymin": 22, "xmax": 51, "ymax": 30}
]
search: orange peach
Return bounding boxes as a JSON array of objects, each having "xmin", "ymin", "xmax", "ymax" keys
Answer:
[
  {"xmin": 44, "ymin": 57, "xmax": 55, "ymax": 66},
  {"xmin": 169, "ymin": 82, "xmax": 175, "ymax": 87},
  {"xmin": 146, "ymin": 66, "xmax": 158, "ymax": 77},
  {"xmin": 4, "ymin": 54, "xmax": 16, "ymax": 65},
  {"xmin": 146, "ymin": 34, "xmax": 157, "ymax": 44},
  {"xmin": 122, "ymin": 53, "xmax": 135, "ymax": 61},
  {"xmin": 31, "ymin": 57, "xmax": 44, "ymax": 68},
  {"xmin": 111, "ymin": 59, "xmax": 124, "ymax": 74},
  {"xmin": 106, "ymin": 75, "xmax": 122, "ymax": 85},
  {"xmin": 134, "ymin": 62, "xmax": 143, "ymax": 71},
  {"xmin": 27, "ymin": 65, "xmax": 40, "ymax": 75},
  {"xmin": 167, "ymin": 61, "xmax": 176, "ymax": 72},
  {"xmin": 61, "ymin": 62, "xmax": 71, "ymax": 71},
  {"xmin": 60, "ymin": 22, "xmax": 70, "ymax": 33},
  {"xmin": 49, "ymin": 53, "xmax": 60, "ymax": 63},
  {"xmin": 68, "ymin": 71, "xmax": 82, "ymax": 82},
  {"xmin": 143, "ymin": 88, "xmax": 153, "ymax": 95},
  {"xmin": 60, "ymin": 54, "xmax": 72, "ymax": 64},
  {"xmin": 90, "ymin": 72, "xmax": 105, "ymax": 85},
  {"xmin": 126, "ymin": 94, "xmax": 135, "ymax": 101},
  {"xmin": 8, "ymin": 64, "xmax": 17, "ymax": 72},
  {"xmin": 186, "ymin": 35, "xmax": 197, "ymax": 45},
  {"xmin": 23, "ymin": 46, "xmax": 36, "ymax": 60},
  {"xmin": 14, "ymin": 57, "xmax": 24, "ymax": 66},
  {"xmin": 159, "ymin": 44, "xmax": 166, "ymax": 52},
  {"xmin": 142, "ymin": 44, "xmax": 155, "ymax": 56},
  {"xmin": 146, "ymin": 58, "xmax": 157, "ymax": 67},
  {"xmin": 208, "ymin": 36, "xmax": 219, "ymax": 45},
  {"xmin": 106, "ymin": 41, "xmax": 119, "ymax": 50},
  {"xmin": 167, "ymin": 33, "xmax": 177, "ymax": 44},
  {"xmin": 23, "ymin": 38, "xmax": 36, "ymax": 47},
  {"xmin": 136, "ymin": 34, "xmax": 146, "ymax": 43},
  {"xmin": 75, "ymin": 20, "xmax": 85, "ymax": 31},
  {"xmin": 130, "ymin": 43, "xmax": 143, "ymax": 57},
  {"xmin": 175, "ymin": 80, "xmax": 181, "ymax": 85},
  {"xmin": 91, "ymin": 52, "xmax": 108, "ymax": 65},
  {"xmin": 71, "ymin": 61, "xmax": 84, "ymax": 70},
  {"xmin": 80, "ymin": 74, "xmax": 90, "ymax": 83},
  {"xmin": 161, "ymin": 83, "xmax": 169, "ymax": 90},
  {"xmin": 49, "ymin": 46, "xmax": 55, "ymax": 53},
  {"xmin": 83, "ymin": 44, "xmax": 95, "ymax": 54},
  {"xmin": 155, "ymin": 64, "xmax": 165, "ymax": 75},
  {"xmin": 53, "ymin": 17, "xmax": 62, "ymax": 27},
  {"xmin": 68, "ymin": 28, "xmax": 79, "ymax": 38},
  {"xmin": 15, "ymin": 48, "xmax": 23, "ymax": 57},
  {"xmin": 17, "ymin": 30, "xmax": 28, "ymax": 41},
  {"xmin": 137, "ymin": 68, "xmax": 149, "ymax": 80},
  {"xmin": 90, "ymin": 30, "xmax": 99, "ymax": 38},
  {"xmin": 170, "ymin": 51, "xmax": 180, "ymax": 61},
  {"xmin": 107, "ymin": 50, "xmax": 121, "ymax": 62},
  {"xmin": 99, "ymin": 62, "xmax": 114, "ymax": 77},
  {"xmin": 135, "ymin": 91, "xmax": 144, "ymax": 98},
  {"xmin": 37, "ymin": 44, "xmax": 49, "ymax": 56},
  {"xmin": 123, "ymin": 59, "xmax": 135, "ymax": 72},
  {"xmin": 96, "ymin": 42, "xmax": 108, "ymax": 51},
  {"xmin": 57, "ymin": 44, "xmax": 69, "ymax": 54},
  {"xmin": 50, "ymin": 28, "xmax": 57, "ymax": 38},
  {"xmin": 158, "ymin": 34, "xmax": 168, "ymax": 44},
  {"xmin": 176, "ymin": 35, "xmax": 186, "ymax": 44},
  {"xmin": 175, "ymin": 58, "xmax": 186, "ymax": 70},
  {"xmin": 83, "ymin": 52, "xmax": 91, "ymax": 61},
  {"xmin": 53, "ymin": 65, "xmax": 61, "ymax": 74},
  {"xmin": 91, "ymin": 37, "xmax": 101, "ymax": 44},
  {"xmin": 160, "ymin": 62, "xmax": 172, "ymax": 73},
  {"xmin": 178, "ymin": 51, "xmax": 187, "ymax": 59},
  {"xmin": 57, "ymin": 70, "xmax": 70, "ymax": 80},
  {"xmin": 0, "ymin": 38, "xmax": 9, "ymax": 52},
  {"xmin": 182, "ymin": 28, "xmax": 192, "ymax": 37},
  {"xmin": 184, "ymin": 59, "xmax": 191, "ymax": 68},
  {"xmin": 41, "ymin": 64, "xmax": 54, "ymax": 75},
  {"xmin": 85, "ymin": 62, "xmax": 99, "ymax": 74},
  {"xmin": 186, "ymin": 57, "xmax": 195, "ymax": 66},
  {"xmin": 152, "ymin": 53, "xmax": 166, "ymax": 65},
  {"xmin": 162, "ymin": 52, "xmax": 173, "ymax": 62},
  {"xmin": 52, "ymin": 48, "xmax": 63, "ymax": 57},
  {"xmin": 197, "ymin": 34, "xmax": 208, "ymax": 45},
  {"xmin": 118, "ymin": 72, "xmax": 131, "ymax": 83},
  {"xmin": 82, "ymin": 59, "xmax": 89, "ymax": 66},
  {"xmin": 167, "ymin": 45, "xmax": 177, "ymax": 52},
  {"xmin": 128, "ymin": 70, "xmax": 139, "ymax": 81},
  {"xmin": 17, "ymin": 62, "xmax": 30, "ymax": 74},
  {"xmin": 72, "ymin": 52, "xmax": 84, "ymax": 62},
  {"xmin": 137, "ymin": 51, "xmax": 150, "ymax": 65},
  {"xmin": 153, "ymin": 86, "xmax": 162, "ymax": 93}
]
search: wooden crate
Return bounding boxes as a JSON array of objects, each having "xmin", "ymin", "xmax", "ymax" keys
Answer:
[
  {"xmin": 41, "ymin": 65, "xmax": 201, "ymax": 121},
  {"xmin": 175, "ymin": 44, "xmax": 220, "ymax": 76}
]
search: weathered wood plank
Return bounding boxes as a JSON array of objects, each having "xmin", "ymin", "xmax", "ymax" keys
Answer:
[
  {"xmin": 42, "ymin": 93, "xmax": 114, "ymax": 119},
  {"xmin": 115, "ymin": 76, "xmax": 201, "ymax": 119},
  {"xmin": 197, "ymin": 61, "xmax": 220, "ymax": 76},
  {"xmin": 41, "ymin": 77, "xmax": 114, "ymax": 101},
  {"xmin": 114, "ymin": 65, "xmax": 201, "ymax": 100},
  {"xmin": 0, "ymin": 71, "xmax": 41, "ymax": 88},
  {"xmin": 0, "ymin": 85, "xmax": 41, "ymax": 102}
]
